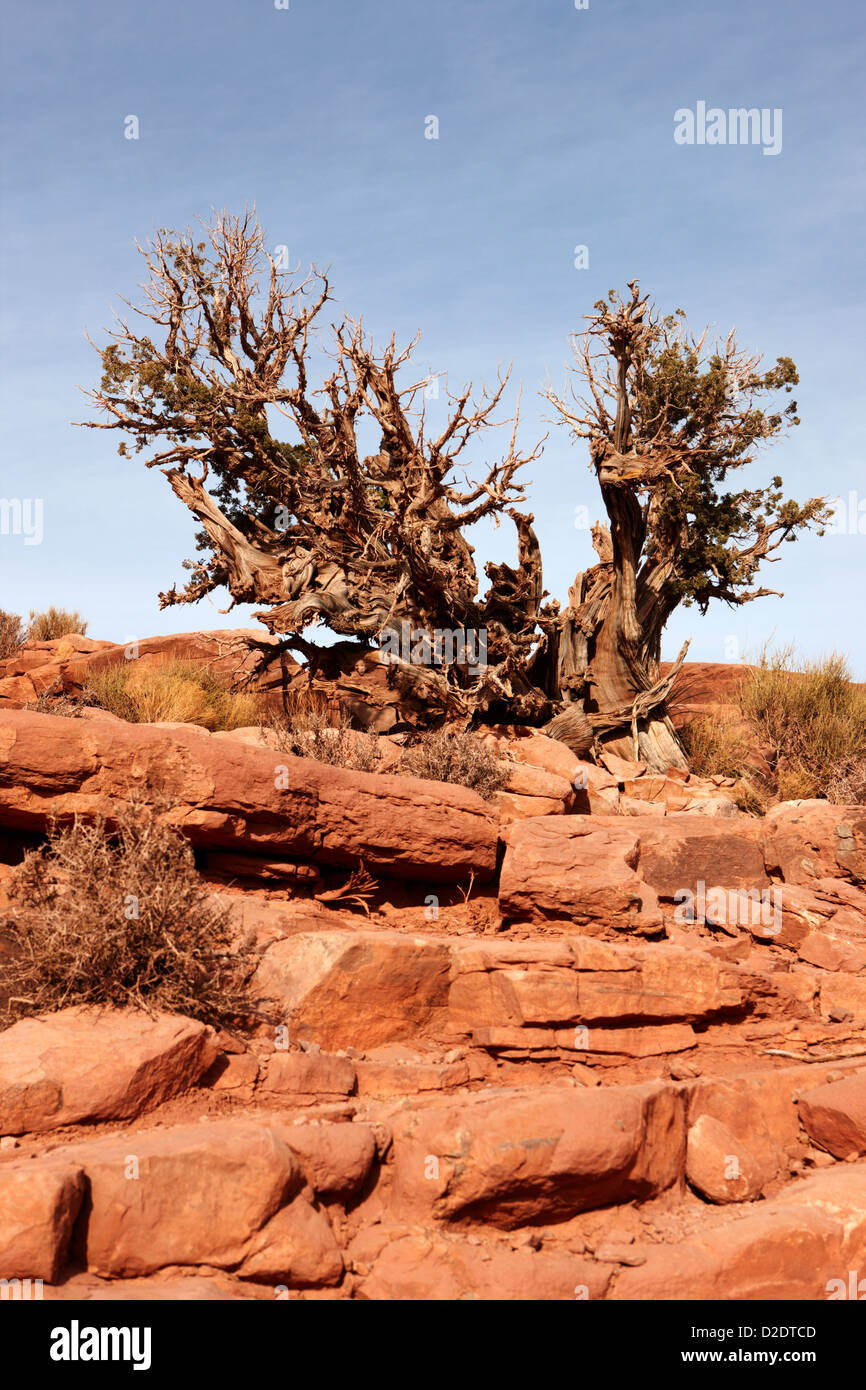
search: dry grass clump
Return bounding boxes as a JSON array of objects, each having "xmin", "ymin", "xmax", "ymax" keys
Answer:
[
  {"xmin": 679, "ymin": 714, "xmax": 753, "ymax": 781},
  {"xmin": 738, "ymin": 645, "xmax": 866, "ymax": 801},
  {"xmin": 0, "ymin": 807, "xmax": 257, "ymax": 1027},
  {"xmin": 397, "ymin": 729, "xmax": 505, "ymax": 801},
  {"xmin": 88, "ymin": 658, "xmax": 263, "ymax": 731},
  {"xmin": 0, "ymin": 609, "xmax": 25, "ymax": 658},
  {"xmin": 267, "ymin": 689, "xmax": 379, "ymax": 772},
  {"xmin": 27, "ymin": 607, "xmax": 88, "ymax": 641},
  {"xmin": 730, "ymin": 778, "xmax": 771, "ymax": 816},
  {"xmin": 23, "ymin": 682, "xmax": 95, "ymax": 718},
  {"xmin": 825, "ymin": 757, "xmax": 866, "ymax": 806},
  {"xmin": 678, "ymin": 713, "xmax": 769, "ymax": 814}
]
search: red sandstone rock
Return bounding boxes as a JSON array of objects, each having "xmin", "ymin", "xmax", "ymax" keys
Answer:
[
  {"xmin": 798, "ymin": 1070, "xmax": 866, "ymax": 1158},
  {"xmin": 351, "ymin": 1229, "xmax": 609, "ymax": 1301},
  {"xmin": 0, "ymin": 1163, "xmax": 85, "ymax": 1280},
  {"xmin": 0, "ymin": 1008, "xmax": 218, "ymax": 1136},
  {"xmin": 253, "ymin": 931, "xmax": 452, "ymax": 1051},
  {"xmin": 505, "ymin": 733, "xmax": 588, "ymax": 783},
  {"xmin": 611, "ymin": 1166, "xmax": 866, "ymax": 1300},
  {"xmin": 494, "ymin": 791, "xmax": 567, "ymax": 824},
  {"xmin": 0, "ymin": 631, "xmax": 294, "ymax": 711},
  {"xmin": 354, "ymin": 1055, "xmax": 470, "ymax": 1098},
  {"xmin": 55, "ymin": 1121, "xmax": 300, "ymax": 1277},
  {"xmin": 388, "ymin": 1081, "xmax": 685, "ymax": 1227},
  {"xmin": 798, "ymin": 931, "xmax": 866, "ymax": 973},
  {"xmin": 498, "ymin": 818, "xmax": 648, "ymax": 931},
  {"xmin": 268, "ymin": 1121, "xmax": 377, "ymax": 1196},
  {"xmin": 620, "ymin": 795, "xmax": 667, "ymax": 817},
  {"xmin": 610, "ymin": 1206, "xmax": 840, "ymax": 1300},
  {"xmin": 239, "ymin": 1196, "xmax": 343, "ymax": 1285},
  {"xmin": 500, "ymin": 761, "xmax": 574, "ymax": 802},
  {"xmin": 763, "ymin": 802, "xmax": 866, "ymax": 885},
  {"xmin": 0, "ymin": 709, "xmax": 497, "ymax": 882},
  {"xmin": 259, "ymin": 1051, "xmax": 357, "ymax": 1104},
  {"xmin": 636, "ymin": 819, "xmax": 767, "ymax": 898},
  {"xmin": 686, "ymin": 1114, "xmax": 777, "ymax": 1203},
  {"xmin": 819, "ymin": 974, "xmax": 866, "ymax": 1022},
  {"xmin": 600, "ymin": 752, "xmax": 647, "ymax": 780}
]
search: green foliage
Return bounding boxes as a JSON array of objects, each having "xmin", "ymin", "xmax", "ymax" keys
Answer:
[
  {"xmin": 579, "ymin": 288, "xmax": 832, "ymax": 620},
  {"xmin": 634, "ymin": 324, "xmax": 826, "ymax": 612}
]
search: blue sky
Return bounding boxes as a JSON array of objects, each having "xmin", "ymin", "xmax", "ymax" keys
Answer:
[{"xmin": 1, "ymin": 0, "xmax": 863, "ymax": 670}]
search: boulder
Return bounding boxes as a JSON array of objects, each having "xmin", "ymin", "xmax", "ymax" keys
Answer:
[
  {"xmin": 498, "ymin": 732, "xmax": 588, "ymax": 784},
  {"xmin": 388, "ymin": 1081, "xmax": 685, "ymax": 1227},
  {"xmin": 636, "ymin": 819, "xmax": 768, "ymax": 899},
  {"xmin": 798, "ymin": 1070, "xmax": 866, "ymax": 1158},
  {"xmin": 253, "ymin": 931, "xmax": 451, "ymax": 1050},
  {"xmin": 447, "ymin": 935, "xmax": 747, "ymax": 1035},
  {"xmin": 820, "ymin": 974, "xmax": 866, "ymax": 1023},
  {"xmin": 238, "ymin": 1196, "xmax": 343, "ymax": 1286},
  {"xmin": 600, "ymin": 752, "xmax": 647, "ymax": 780},
  {"xmin": 0, "ymin": 709, "xmax": 497, "ymax": 882},
  {"xmin": 354, "ymin": 1053, "xmax": 470, "ymax": 1097},
  {"xmin": 494, "ymin": 792, "xmax": 567, "ymax": 824},
  {"xmin": 0, "ymin": 1008, "xmax": 218, "ymax": 1135},
  {"xmin": 500, "ymin": 762, "xmax": 574, "ymax": 802},
  {"xmin": 686, "ymin": 1114, "xmax": 777, "ymax": 1203},
  {"xmin": 611, "ymin": 1206, "xmax": 840, "ymax": 1300},
  {"xmin": 268, "ymin": 1121, "xmax": 377, "ymax": 1196},
  {"xmin": 259, "ymin": 1051, "xmax": 356, "ymax": 1104},
  {"xmin": 798, "ymin": 932, "xmax": 866, "ymax": 973},
  {"xmin": 763, "ymin": 802, "xmax": 866, "ymax": 885},
  {"xmin": 611, "ymin": 1167, "xmax": 866, "ymax": 1300},
  {"xmin": 0, "ymin": 1162, "xmax": 85, "ymax": 1280},
  {"xmin": 498, "ymin": 818, "xmax": 648, "ymax": 931},
  {"xmin": 55, "ymin": 1121, "xmax": 300, "ymax": 1277}
]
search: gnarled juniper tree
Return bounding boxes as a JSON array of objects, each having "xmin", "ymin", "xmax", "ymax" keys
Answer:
[
  {"xmin": 542, "ymin": 281, "xmax": 829, "ymax": 767},
  {"xmin": 81, "ymin": 215, "xmax": 829, "ymax": 769}
]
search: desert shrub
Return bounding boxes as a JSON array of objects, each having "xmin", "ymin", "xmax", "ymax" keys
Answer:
[
  {"xmin": 267, "ymin": 693, "xmax": 379, "ymax": 772},
  {"xmin": 0, "ymin": 807, "xmax": 257, "ymax": 1027},
  {"xmin": 730, "ymin": 778, "xmax": 770, "ymax": 816},
  {"xmin": 679, "ymin": 714, "xmax": 753, "ymax": 781},
  {"xmin": 27, "ymin": 607, "xmax": 88, "ymax": 641},
  {"xmin": 88, "ymin": 658, "xmax": 263, "ymax": 731},
  {"xmin": 678, "ymin": 714, "xmax": 770, "ymax": 815},
  {"xmin": 825, "ymin": 758, "xmax": 866, "ymax": 806},
  {"xmin": 738, "ymin": 645, "xmax": 866, "ymax": 801},
  {"xmin": 397, "ymin": 729, "xmax": 505, "ymax": 801},
  {"xmin": 0, "ymin": 609, "xmax": 25, "ymax": 658}
]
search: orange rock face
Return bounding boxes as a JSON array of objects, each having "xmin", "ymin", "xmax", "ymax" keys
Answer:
[
  {"xmin": 0, "ymin": 1008, "xmax": 218, "ymax": 1135},
  {"xmin": 1, "ymin": 646, "xmax": 866, "ymax": 1302},
  {"xmin": 0, "ymin": 709, "xmax": 497, "ymax": 882}
]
